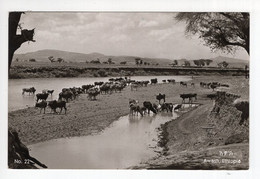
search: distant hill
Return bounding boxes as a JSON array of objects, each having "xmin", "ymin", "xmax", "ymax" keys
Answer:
[
  {"xmin": 13, "ymin": 49, "xmax": 249, "ymax": 68},
  {"xmin": 13, "ymin": 49, "xmax": 173, "ymax": 66}
]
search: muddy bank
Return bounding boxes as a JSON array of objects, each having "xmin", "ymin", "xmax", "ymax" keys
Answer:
[{"xmin": 9, "ymin": 65, "xmax": 248, "ymax": 79}]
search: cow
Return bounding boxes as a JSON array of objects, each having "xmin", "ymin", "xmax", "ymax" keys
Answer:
[
  {"xmin": 94, "ymin": 81, "xmax": 104, "ymax": 86},
  {"xmin": 167, "ymin": 79, "xmax": 175, "ymax": 84},
  {"xmin": 180, "ymin": 93, "xmax": 197, "ymax": 104},
  {"xmin": 87, "ymin": 87, "xmax": 100, "ymax": 100},
  {"xmin": 207, "ymin": 93, "xmax": 217, "ymax": 100},
  {"xmin": 143, "ymin": 101, "xmax": 157, "ymax": 114},
  {"xmin": 129, "ymin": 103, "xmax": 143, "ymax": 116},
  {"xmin": 36, "ymin": 93, "xmax": 49, "ymax": 102},
  {"xmin": 59, "ymin": 91, "xmax": 73, "ymax": 102},
  {"xmin": 161, "ymin": 103, "xmax": 174, "ymax": 112},
  {"xmin": 35, "ymin": 100, "xmax": 47, "ymax": 114},
  {"xmin": 150, "ymin": 78, "xmax": 158, "ymax": 85},
  {"xmin": 48, "ymin": 100, "xmax": 67, "ymax": 114},
  {"xmin": 180, "ymin": 81, "xmax": 187, "ymax": 87},
  {"xmin": 22, "ymin": 87, "xmax": 36, "ymax": 95},
  {"xmin": 82, "ymin": 84, "xmax": 94, "ymax": 93},
  {"xmin": 153, "ymin": 103, "xmax": 161, "ymax": 112},
  {"xmin": 156, "ymin": 93, "xmax": 165, "ymax": 104}
]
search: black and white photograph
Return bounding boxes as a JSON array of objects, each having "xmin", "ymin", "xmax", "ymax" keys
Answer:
[{"xmin": 1, "ymin": 0, "xmax": 260, "ymax": 178}]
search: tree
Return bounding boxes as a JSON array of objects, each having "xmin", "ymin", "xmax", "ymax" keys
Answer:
[
  {"xmin": 218, "ymin": 61, "xmax": 229, "ymax": 68},
  {"xmin": 173, "ymin": 60, "xmax": 178, "ymax": 66},
  {"xmin": 135, "ymin": 58, "xmax": 141, "ymax": 66},
  {"xmin": 9, "ymin": 12, "xmax": 35, "ymax": 71},
  {"xmin": 57, "ymin": 58, "xmax": 64, "ymax": 63},
  {"xmin": 48, "ymin": 56, "xmax": 55, "ymax": 63},
  {"xmin": 107, "ymin": 58, "xmax": 112, "ymax": 64},
  {"xmin": 184, "ymin": 61, "xmax": 191, "ymax": 66},
  {"xmin": 175, "ymin": 12, "xmax": 249, "ymax": 55},
  {"xmin": 205, "ymin": 59, "xmax": 213, "ymax": 66}
]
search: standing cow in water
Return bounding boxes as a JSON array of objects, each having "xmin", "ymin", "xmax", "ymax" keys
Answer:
[
  {"xmin": 156, "ymin": 93, "xmax": 165, "ymax": 104},
  {"xmin": 22, "ymin": 87, "xmax": 36, "ymax": 95}
]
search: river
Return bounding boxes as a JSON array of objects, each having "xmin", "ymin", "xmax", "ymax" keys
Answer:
[{"xmin": 8, "ymin": 75, "xmax": 191, "ymax": 111}]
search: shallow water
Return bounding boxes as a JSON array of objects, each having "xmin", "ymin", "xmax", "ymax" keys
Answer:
[
  {"xmin": 29, "ymin": 112, "xmax": 178, "ymax": 169},
  {"xmin": 8, "ymin": 76, "xmax": 191, "ymax": 111}
]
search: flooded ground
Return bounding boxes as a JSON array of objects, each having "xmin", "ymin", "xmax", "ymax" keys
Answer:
[
  {"xmin": 29, "ymin": 112, "xmax": 179, "ymax": 169},
  {"xmin": 8, "ymin": 75, "xmax": 191, "ymax": 111}
]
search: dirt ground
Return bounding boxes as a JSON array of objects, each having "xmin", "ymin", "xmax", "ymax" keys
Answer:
[{"xmin": 8, "ymin": 75, "xmax": 249, "ymax": 169}]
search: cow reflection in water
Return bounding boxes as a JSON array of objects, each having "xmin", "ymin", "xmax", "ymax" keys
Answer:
[{"xmin": 128, "ymin": 114, "xmax": 154, "ymax": 124}]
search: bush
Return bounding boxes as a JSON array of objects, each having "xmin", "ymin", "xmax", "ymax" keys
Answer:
[{"xmin": 97, "ymin": 69, "xmax": 107, "ymax": 77}]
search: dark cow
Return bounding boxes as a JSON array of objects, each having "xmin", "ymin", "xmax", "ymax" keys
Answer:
[
  {"xmin": 167, "ymin": 79, "xmax": 175, "ymax": 84},
  {"xmin": 161, "ymin": 103, "xmax": 173, "ymax": 112},
  {"xmin": 207, "ymin": 93, "xmax": 217, "ymax": 100},
  {"xmin": 150, "ymin": 78, "xmax": 158, "ymax": 85},
  {"xmin": 162, "ymin": 80, "xmax": 166, "ymax": 83},
  {"xmin": 35, "ymin": 100, "xmax": 47, "ymax": 114},
  {"xmin": 143, "ymin": 101, "xmax": 157, "ymax": 114},
  {"xmin": 36, "ymin": 93, "xmax": 49, "ymax": 102},
  {"xmin": 94, "ymin": 81, "xmax": 104, "ymax": 86},
  {"xmin": 180, "ymin": 93, "xmax": 197, "ymax": 104},
  {"xmin": 191, "ymin": 82, "xmax": 195, "ymax": 87},
  {"xmin": 48, "ymin": 100, "xmax": 67, "ymax": 114},
  {"xmin": 59, "ymin": 91, "xmax": 73, "ymax": 102},
  {"xmin": 22, "ymin": 87, "xmax": 36, "ymax": 95},
  {"xmin": 180, "ymin": 81, "xmax": 187, "ymax": 87},
  {"xmin": 82, "ymin": 84, "xmax": 94, "ymax": 93},
  {"xmin": 156, "ymin": 93, "xmax": 165, "ymax": 104},
  {"xmin": 87, "ymin": 87, "xmax": 100, "ymax": 100},
  {"xmin": 129, "ymin": 103, "xmax": 143, "ymax": 116}
]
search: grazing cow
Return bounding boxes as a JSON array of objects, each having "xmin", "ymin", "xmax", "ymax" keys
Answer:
[
  {"xmin": 82, "ymin": 84, "xmax": 94, "ymax": 93},
  {"xmin": 162, "ymin": 80, "xmax": 166, "ymax": 83},
  {"xmin": 174, "ymin": 104, "xmax": 182, "ymax": 111},
  {"xmin": 210, "ymin": 84, "xmax": 218, "ymax": 91},
  {"xmin": 153, "ymin": 103, "xmax": 161, "ymax": 113},
  {"xmin": 59, "ymin": 91, "xmax": 73, "ymax": 102},
  {"xmin": 22, "ymin": 87, "xmax": 36, "ymax": 95},
  {"xmin": 48, "ymin": 100, "xmax": 67, "ymax": 114},
  {"xmin": 87, "ymin": 87, "xmax": 100, "ymax": 100},
  {"xmin": 142, "ymin": 81, "xmax": 150, "ymax": 87},
  {"xmin": 35, "ymin": 100, "xmax": 47, "ymax": 114},
  {"xmin": 94, "ymin": 81, "xmax": 104, "ymax": 86},
  {"xmin": 100, "ymin": 83, "xmax": 111, "ymax": 94},
  {"xmin": 180, "ymin": 93, "xmax": 197, "ymax": 104},
  {"xmin": 143, "ymin": 101, "xmax": 157, "ymax": 114},
  {"xmin": 150, "ymin": 78, "xmax": 158, "ymax": 85},
  {"xmin": 156, "ymin": 93, "xmax": 165, "ymax": 104},
  {"xmin": 207, "ymin": 93, "xmax": 217, "ymax": 100},
  {"xmin": 161, "ymin": 103, "xmax": 174, "ymax": 113},
  {"xmin": 180, "ymin": 81, "xmax": 187, "ymax": 87},
  {"xmin": 167, "ymin": 79, "xmax": 175, "ymax": 84},
  {"xmin": 36, "ymin": 93, "xmax": 49, "ymax": 102},
  {"xmin": 129, "ymin": 103, "xmax": 143, "ymax": 116}
]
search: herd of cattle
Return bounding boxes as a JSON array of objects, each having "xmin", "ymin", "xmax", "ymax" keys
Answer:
[{"xmin": 21, "ymin": 77, "xmax": 228, "ymax": 115}]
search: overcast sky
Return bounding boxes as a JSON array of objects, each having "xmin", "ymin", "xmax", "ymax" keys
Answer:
[{"xmin": 16, "ymin": 12, "xmax": 249, "ymax": 60}]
